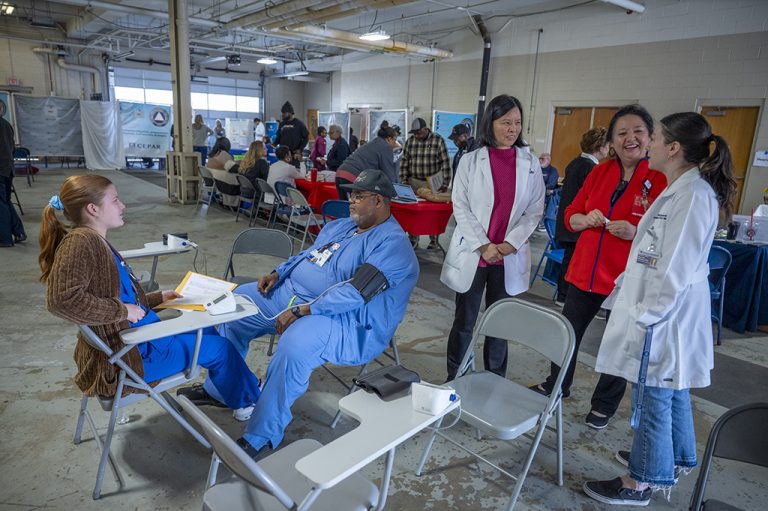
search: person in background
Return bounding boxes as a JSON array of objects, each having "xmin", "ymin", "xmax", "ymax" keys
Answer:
[
  {"xmin": 441, "ymin": 94, "xmax": 545, "ymax": 381},
  {"xmin": 192, "ymin": 114, "xmax": 213, "ymax": 165},
  {"xmin": 539, "ymin": 152, "xmax": 559, "ymax": 192},
  {"xmin": 400, "ymin": 117, "xmax": 452, "ymax": 249},
  {"xmin": 583, "ymin": 112, "xmax": 736, "ymax": 507},
  {"xmin": 0, "ymin": 116, "xmax": 25, "ymax": 247},
  {"xmin": 42, "ymin": 175, "xmax": 262, "ymax": 422},
  {"xmin": 239, "ymin": 140, "xmax": 270, "ymax": 188},
  {"xmin": 554, "ymin": 127, "xmax": 610, "ymax": 305},
  {"xmin": 349, "ymin": 128, "xmax": 359, "ymax": 152},
  {"xmin": 274, "ymin": 102, "xmax": 309, "ymax": 168},
  {"xmin": 529, "ymin": 105, "xmax": 666, "ymax": 430},
  {"xmin": 268, "ymin": 146, "xmax": 304, "ymax": 204},
  {"xmin": 207, "ymin": 137, "xmax": 234, "ymax": 171},
  {"xmin": 326, "ymin": 124, "xmax": 350, "ymax": 172},
  {"xmin": 335, "ymin": 126, "xmax": 399, "ymax": 199},
  {"xmin": 309, "ymin": 126, "xmax": 327, "ymax": 170},
  {"xmin": 254, "ymin": 117, "xmax": 266, "ymax": 142},
  {"xmin": 263, "ymin": 136, "xmax": 278, "ymax": 164},
  {"xmin": 358, "ymin": 139, "xmax": 367, "ymax": 147},
  {"xmin": 213, "ymin": 119, "xmax": 226, "ymax": 139},
  {"xmin": 448, "ymin": 123, "xmax": 477, "ymax": 179}
]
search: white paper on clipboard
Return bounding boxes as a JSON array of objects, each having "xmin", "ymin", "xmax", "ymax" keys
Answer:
[{"xmin": 156, "ymin": 271, "xmax": 237, "ymax": 311}]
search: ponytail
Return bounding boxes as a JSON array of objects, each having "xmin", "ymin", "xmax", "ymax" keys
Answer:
[
  {"xmin": 700, "ymin": 134, "xmax": 737, "ymax": 221},
  {"xmin": 38, "ymin": 205, "xmax": 69, "ymax": 283}
]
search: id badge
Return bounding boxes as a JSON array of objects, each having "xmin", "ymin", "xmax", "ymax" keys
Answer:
[
  {"xmin": 309, "ymin": 247, "xmax": 332, "ymax": 267},
  {"xmin": 631, "ymin": 194, "xmax": 651, "ymax": 217},
  {"xmin": 636, "ymin": 249, "xmax": 660, "ymax": 269}
]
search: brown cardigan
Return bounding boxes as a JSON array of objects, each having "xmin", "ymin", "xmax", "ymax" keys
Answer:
[{"xmin": 46, "ymin": 227, "xmax": 163, "ymax": 397}]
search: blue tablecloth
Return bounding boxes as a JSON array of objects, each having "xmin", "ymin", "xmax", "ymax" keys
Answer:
[{"xmin": 713, "ymin": 240, "xmax": 768, "ymax": 333}]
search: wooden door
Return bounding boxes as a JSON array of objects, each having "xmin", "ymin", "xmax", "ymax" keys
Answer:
[
  {"xmin": 701, "ymin": 106, "xmax": 760, "ymax": 212},
  {"xmin": 550, "ymin": 107, "xmax": 592, "ymax": 175},
  {"xmin": 593, "ymin": 107, "xmax": 618, "ymax": 132}
]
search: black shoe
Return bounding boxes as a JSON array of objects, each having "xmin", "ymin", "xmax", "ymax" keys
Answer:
[
  {"xmin": 13, "ymin": 233, "xmax": 27, "ymax": 243},
  {"xmin": 176, "ymin": 383, "xmax": 227, "ymax": 408},
  {"xmin": 585, "ymin": 410, "xmax": 610, "ymax": 429},
  {"xmin": 236, "ymin": 437, "xmax": 261, "ymax": 459},
  {"xmin": 583, "ymin": 477, "xmax": 650, "ymax": 506},
  {"xmin": 616, "ymin": 450, "xmax": 630, "ymax": 467},
  {"xmin": 528, "ymin": 382, "xmax": 570, "ymax": 399},
  {"xmin": 426, "ymin": 241, "xmax": 439, "ymax": 250}
]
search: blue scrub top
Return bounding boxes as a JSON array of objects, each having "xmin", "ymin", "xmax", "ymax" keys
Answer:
[{"xmin": 113, "ymin": 253, "xmax": 159, "ymax": 328}]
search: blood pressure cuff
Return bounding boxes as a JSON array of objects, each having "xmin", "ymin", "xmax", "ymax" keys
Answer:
[
  {"xmin": 350, "ymin": 263, "xmax": 389, "ymax": 302},
  {"xmin": 353, "ymin": 364, "xmax": 421, "ymax": 401}
]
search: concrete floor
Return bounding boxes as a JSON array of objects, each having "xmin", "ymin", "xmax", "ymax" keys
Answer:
[{"xmin": 1, "ymin": 167, "xmax": 766, "ymax": 510}]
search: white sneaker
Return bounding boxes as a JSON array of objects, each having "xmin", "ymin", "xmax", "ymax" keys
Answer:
[{"xmin": 233, "ymin": 405, "xmax": 254, "ymax": 422}]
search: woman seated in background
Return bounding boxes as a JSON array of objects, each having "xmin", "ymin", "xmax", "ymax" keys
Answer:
[
  {"xmin": 309, "ymin": 126, "xmax": 327, "ymax": 170},
  {"xmin": 239, "ymin": 140, "xmax": 270, "ymax": 187},
  {"xmin": 207, "ymin": 137, "xmax": 234, "ymax": 171},
  {"xmin": 39, "ymin": 175, "xmax": 262, "ymax": 421}
]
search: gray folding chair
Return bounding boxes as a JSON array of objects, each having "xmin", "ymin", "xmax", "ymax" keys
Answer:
[
  {"xmin": 197, "ymin": 166, "xmax": 218, "ymax": 212},
  {"xmin": 252, "ymin": 178, "xmax": 277, "ymax": 226},
  {"xmin": 415, "ymin": 298, "xmax": 575, "ymax": 511},
  {"xmin": 235, "ymin": 174, "xmax": 259, "ymax": 225},
  {"xmin": 73, "ymin": 325, "xmax": 210, "ymax": 499},
  {"xmin": 689, "ymin": 402, "xmax": 768, "ymax": 511},
  {"xmin": 176, "ymin": 395, "xmax": 379, "ymax": 511},
  {"xmin": 285, "ymin": 187, "xmax": 324, "ymax": 250}
]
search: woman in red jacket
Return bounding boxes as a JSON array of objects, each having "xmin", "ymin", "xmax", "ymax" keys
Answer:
[{"xmin": 531, "ymin": 105, "xmax": 666, "ymax": 429}]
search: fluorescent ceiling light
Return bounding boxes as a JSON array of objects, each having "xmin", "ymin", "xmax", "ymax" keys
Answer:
[
  {"xmin": 0, "ymin": 3, "xmax": 14, "ymax": 15},
  {"xmin": 359, "ymin": 30, "xmax": 390, "ymax": 41},
  {"xmin": 257, "ymin": 57, "xmax": 278, "ymax": 65},
  {"xmin": 602, "ymin": 0, "xmax": 646, "ymax": 13},
  {"xmin": 280, "ymin": 71, "xmax": 309, "ymax": 77},
  {"xmin": 197, "ymin": 55, "xmax": 226, "ymax": 65}
]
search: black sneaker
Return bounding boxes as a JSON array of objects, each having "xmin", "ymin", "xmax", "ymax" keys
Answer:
[
  {"xmin": 528, "ymin": 382, "xmax": 570, "ymax": 399},
  {"xmin": 236, "ymin": 437, "xmax": 261, "ymax": 459},
  {"xmin": 583, "ymin": 477, "xmax": 650, "ymax": 506},
  {"xmin": 13, "ymin": 233, "xmax": 27, "ymax": 243},
  {"xmin": 616, "ymin": 450, "xmax": 630, "ymax": 467},
  {"xmin": 585, "ymin": 411, "xmax": 610, "ymax": 429},
  {"xmin": 176, "ymin": 383, "xmax": 227, "ymax": 408}
]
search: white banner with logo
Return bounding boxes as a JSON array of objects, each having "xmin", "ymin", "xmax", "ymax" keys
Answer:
[{"xmin": 120, "ymin": 101, "xmax": 173, "ymax": 157}]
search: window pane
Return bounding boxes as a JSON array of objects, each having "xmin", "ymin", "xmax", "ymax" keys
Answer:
[
  {"xmin": 191, "ymin": 92, "xmax": 208, "ymax": 110},
  {"xmin": 237, "ymin": 96, "xmax": 260, "ymax": 113},
  {"xmin": 144, "ymin": 89, "xmax": 173, "ymax": 105},
  {"xmin": 207, "ymin": 93, "xmax": 236, "ymax": 111},
  {"xmin": 114, "ymin": 86, "xmax": 145, "ymax": 103}
]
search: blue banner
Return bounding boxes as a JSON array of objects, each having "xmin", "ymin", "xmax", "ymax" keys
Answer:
[
  {"xmin": 120, "ymin": 101, "xmax": 173, "ymax": 157},
  {"xmin": 431, "ymin": 111, "xmax": 475, "ymax": 159},
  {"xmin": 265, "ymin": 121, "xmax": 279, "ymax": 144}
]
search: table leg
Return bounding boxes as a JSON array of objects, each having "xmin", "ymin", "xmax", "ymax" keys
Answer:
[
  {"xmin": 186, "ymin": 328, "xmax": 203, "ymax": 379},
  {"xmin": 374, "ymin": 447, "xmax": 396, "ymax": 511}
]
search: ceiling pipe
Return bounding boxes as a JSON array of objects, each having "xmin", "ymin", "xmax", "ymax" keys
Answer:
[
  {"xmin": 223, "ymin": 0, "xmax": 332, "ymax": 30},
  {"xmin": 473, "ymin": 15, "xmax": 491, "ymax": 130},
  {"xmin": 267, "ymin": 0, "xmax": 415, "ymax": 30},
  {"xmin": 46, "ymin": 0, "xmax": 219, "ymax": 28},
  {"xmin": 279, "ymin": 25, "xmax": 453, "ymax": 59},
  {"xmin": 33, "ymin": 47, "xmax": 101, "ymax": 93}
]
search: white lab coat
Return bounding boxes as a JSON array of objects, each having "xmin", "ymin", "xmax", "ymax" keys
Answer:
[
  {"xmin": 596, "ymin": 167, "xmax": 717, "ymax": 390},
  {"xmin": 441, "ymin": 146, "xmax": 545, "ymax": 295}
]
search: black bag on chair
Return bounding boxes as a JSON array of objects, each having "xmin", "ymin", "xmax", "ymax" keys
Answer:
[{"xmin": 353, "ymin": 364, "xmax": 421, "ymax": 401}]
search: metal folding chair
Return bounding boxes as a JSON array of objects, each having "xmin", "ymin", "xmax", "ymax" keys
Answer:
[
  {"xmin": 235, "ymin": 174, "xmax": 259, "ymax": 224},
  {"xmin": 415, "ymin": 298, "xmax": 575, "ymax": 511},
  {"xmin": 689, "ymin": 402, "xmax": 768, "ymax": 511},
  {"xmin": 197, "ymin": 166, "xmax": 218, "ymax": 212},
  {"xmin": 176, "ymin": 396, "xmax": 379, "ymax": 511},
  {"xmin": 529, "ymin": 217, "xmax": 564, "ymax": 298},
  {"xmin": 285, "ymin": 187, "xmax": 324, "ymax": 250},
  {"xmin": 707, "ymin": 245, "xmax": 732, "ymax": 345},
  {"xmin": 72, "ymin": 325, "xmax": 209, "ymax": 499},
  {"xmin": 13, "ymin": 147, "xmax": 33, "ymax": 186},
  {"xmin": 321, "ymin": 200, "xmax": 350, "ymax": 224}
]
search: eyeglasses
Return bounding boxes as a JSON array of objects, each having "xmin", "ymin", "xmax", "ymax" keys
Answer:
[{"xmin": 348, "ymin": 192, "xmax": 376, "ymax": 203}]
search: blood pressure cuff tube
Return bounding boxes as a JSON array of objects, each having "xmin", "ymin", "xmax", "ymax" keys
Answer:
[{"xmin": 350, "ymin": 263, "xmax": 389, "ymax": 302}]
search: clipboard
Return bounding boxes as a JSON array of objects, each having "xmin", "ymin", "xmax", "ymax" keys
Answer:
[{"xmin": 155, "ymin": 271, "xmax": 238, "ymax": 311}]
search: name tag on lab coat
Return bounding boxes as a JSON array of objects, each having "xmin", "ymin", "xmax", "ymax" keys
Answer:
[{"xmin": 636, "ymin": 249, "xmax": 660, "ymax": 269}]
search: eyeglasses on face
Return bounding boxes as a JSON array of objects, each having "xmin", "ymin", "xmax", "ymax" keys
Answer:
[{"xmin": 348, "ymin": 192, "xmax": 376, "ymax": 203}]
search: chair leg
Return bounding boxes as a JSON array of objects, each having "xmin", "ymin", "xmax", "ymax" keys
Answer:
[
  {"xmin": 390, "ymin": 337, "xmax": 400, "ymax": 365},
  {"xmin": 206, "ymin": 454, "xmax": 222, "ymax": 490},
  {"xmin": 717, "ymin": 297, "xmax": 724, "ymax": 345},
  {"xmin": 505, "ymin": 417, "xmax": 550, "ymax": 511},
  {"xmin": 415, "ymin": 417, "xmax": 443, "ymax": 476},
  {"xmin": 267, "ymin": 333, "xmax": 277, "ymax": 356},
  {"xmin": 556, "ymin": 401, "xmax": 564, "ymax": 486},
  {"xmin": 329, "ymin": 364, "xmax": 369, "ymax": 429},
  {"xmin": 92, "ymin": 373, "xmax": 127, "ymax": 499},
  {"xmin": 73, "ymin": 395, "xmax": 89, "ymax": 444},
  {"xmin": 530, "ymin": 252, "xmax": 546, "ymax": 287}
]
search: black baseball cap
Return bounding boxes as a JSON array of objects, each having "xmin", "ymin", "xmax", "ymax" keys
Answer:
[
  {"xmin": 448, "ymin": 123, "xmax": 470, "ymax": 140},
  {"xmin": 409, "ymin": 117, "xmax": 428, "ymax": 134},
  {"xmin": 340, "ymin": 169, "xmax": 396, "ymax": 198}
]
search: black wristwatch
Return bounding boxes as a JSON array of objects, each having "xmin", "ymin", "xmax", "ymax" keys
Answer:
[{"xmin": 291, "ymin": 306, "xmax": 303, "ymax": 319}]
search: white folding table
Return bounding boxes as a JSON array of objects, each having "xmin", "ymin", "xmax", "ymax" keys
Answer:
[
  {"xmin": 295, "ymin": 389, "xmax": 460, "ymax": 511},
  {"xmin": 119, "ymin": 241, "xmax": 192, "ymax": 292}
]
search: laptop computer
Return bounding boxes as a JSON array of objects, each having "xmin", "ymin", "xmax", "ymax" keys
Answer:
[{"xmin": 393, "ymin": 183, "xmax": 419, "ymax": 203}]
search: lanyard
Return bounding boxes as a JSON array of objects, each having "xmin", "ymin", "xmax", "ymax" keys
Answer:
[
  {"xmin": 630, "ymin": 325, "xmax": 654, "ymax": 430},
  {"xmin": 609, "ymin": 157, "xmax": 644, "ymax": 207},
  {"xmin": 106, "ymin": 242, "xmax": 143, "ymax": 299}
]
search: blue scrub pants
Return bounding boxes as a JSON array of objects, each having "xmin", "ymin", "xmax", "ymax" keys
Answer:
[
  {"xmin": 213, "ymin": 281, "xmax": 350, "ymax": 450},
  {"xmin": 139, "ymin": 326, "xmax": 261, "ymax": 410}
]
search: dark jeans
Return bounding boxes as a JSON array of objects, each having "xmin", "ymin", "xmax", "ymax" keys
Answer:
[
  {"xmin": 556, "ymin": 240, "xmax": 576, "ymax": 302},
  {"xmin": 0, "ymin": 175, "xmax": 25, "ymax": 245},
  {"xmin": 543, "ymin": 284, "xmax": 626, "ymax": 417},
  {"xmin": 446, "ymin": 265, "xmax": 510, "ymax": 380},
  {"xmin": 335, "ymin": 176, "xmax": 351, "ymax": 200},
  {"xmin": 193, "ymin": 146, "xmax": 208, "ymax": 165}
]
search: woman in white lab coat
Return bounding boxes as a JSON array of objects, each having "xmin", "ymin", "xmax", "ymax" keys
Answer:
[
  {"xmin": 583, "ymin": 112, "xmax": 736, "ymax": 506},
  {"xmin": 441, "ymin": 94, "xmax": 545, "ymax": 380}
]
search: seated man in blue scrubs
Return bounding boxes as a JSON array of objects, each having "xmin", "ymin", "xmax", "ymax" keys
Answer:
[{"xmin": 179, "ymin": 169, "xmax": 419, "ymax": 455}]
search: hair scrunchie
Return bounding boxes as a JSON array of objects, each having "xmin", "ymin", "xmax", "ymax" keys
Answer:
[{"xmin": 48, "ymin": 195, "xmax": 64, "ymax": 211}]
